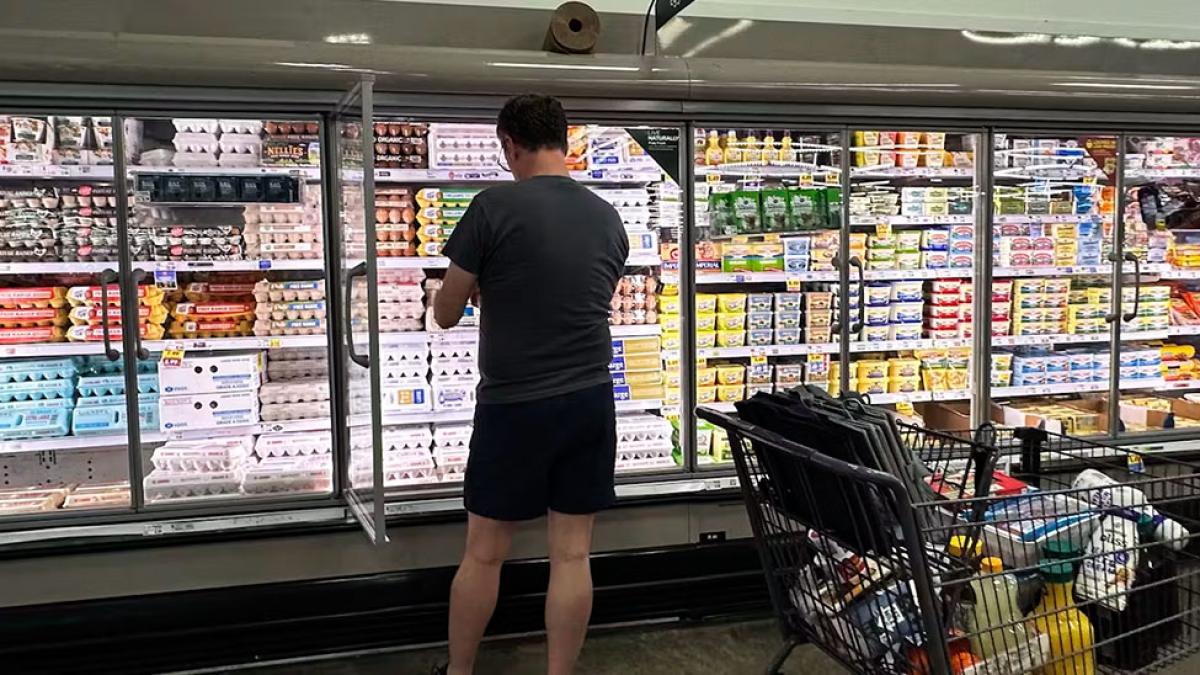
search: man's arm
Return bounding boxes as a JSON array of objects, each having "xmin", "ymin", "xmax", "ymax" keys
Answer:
[{"xmin": 433, "ymin": 263, "xmax": 478, "ymax": 330}]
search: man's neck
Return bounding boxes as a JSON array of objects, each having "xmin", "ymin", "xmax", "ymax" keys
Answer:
[{"xmin": 522, "ymin": 150, "xmax": 571, "ymax": 178}]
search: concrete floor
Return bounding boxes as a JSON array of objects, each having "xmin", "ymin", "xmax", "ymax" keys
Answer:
[{"xmin": 244, "ymin": 618, "xmax": 1200, "ymax": 675}]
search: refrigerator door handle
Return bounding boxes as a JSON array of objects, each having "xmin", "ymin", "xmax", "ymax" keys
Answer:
[
  {"xmin": 1123, "ymin": 252, "xmax": 1141, "ymax": 324},
  {"xmin": 130, "ymin": 269, "xmax": 151, "ymax": 360},
  {"xmin": 345, "ymin": 261, "xmax": 370, "ymax": 367},
  {"xmin": 848, "ymin": 256, "xmax": 865, "ymax": 334},
  {"xmin": 98, "ymin": 269, "xmax": 120, "ymax": 362}
]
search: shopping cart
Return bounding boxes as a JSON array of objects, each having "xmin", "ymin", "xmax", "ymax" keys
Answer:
[{"xmin": 699, "ymin": 391, "xmax": 1200, "ymax": 675}]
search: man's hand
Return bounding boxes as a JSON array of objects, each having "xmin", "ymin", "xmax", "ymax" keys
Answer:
[{"xmin": 433, "ymin": 263, "xmax": 479, "ymax": 330}]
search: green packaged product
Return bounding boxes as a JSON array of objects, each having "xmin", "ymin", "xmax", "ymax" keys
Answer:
[
  {"xmin": 825, "ymin": 187, "xmax": 843, "ymax": 229},
  {"xmin": 789, "ymin": 187, "xmax": 826, "ymax": 230},
  {"xmin": 761, "ymin": 188, "xmax": 791, "ymax": 232},
  {"xmin": 707, "ymin": 191, "xmax": 737, "ymax": 236},
  {"xmin": 731, "ymin": 190, "xmax": 763, "ymax": 233}
]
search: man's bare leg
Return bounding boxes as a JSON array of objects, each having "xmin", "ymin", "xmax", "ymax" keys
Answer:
[
  {"xmin": 447, "ymin": 513, "xmax": 517, "ymax": 675},
  {"xmin": 545, "ymin": 510, "xmax": 596, "ymax": 675}
]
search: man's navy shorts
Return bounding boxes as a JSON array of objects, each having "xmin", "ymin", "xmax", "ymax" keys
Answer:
[{"xmin": 463, "ymin": 381, "xmax": 617, "ymax": 521}]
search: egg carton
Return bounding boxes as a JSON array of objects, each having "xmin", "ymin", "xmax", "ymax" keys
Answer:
[
  {"xmin": 1, "ymin": 326, "xmax": 65, "ymax": 343},
  {"xmin": 242, "ymin": 461, "xmax": 331, "ymax": 495},
  {"xmin": 380, "ymin": 362, "xmax": 429, "ymax": 382},
  {"xmin": 255, "ymin": 300, "xmax": 327, "ymax": 322},
  {"xmin": 0, "ymin": 407, "xmax": 72, "ymax": 440},
  {"xmin": 253, "ymin": 279, "xmax": 325, "ymax": 303},
  {"xmin": 252, "ymin": 318, "xmax": 325, "ymax": 336},
  {"xmin": 431, "ymin": 359, "xmax": 477, "ymax": 378},
  {"xmin": 218, "ymin": 119, "xmax": 264, "ymax": 135},
  {"xmin": 170, "ymin": 152, "xmax": 220, "ymax": 168},
  {"xmin": 379, "ymin": 425, "xmax": 434, "ymax": 451},
  {"xmin": 0, "ymin": 307, "xmax": 68, "ymax": 328},
  {"xmin": 0, "ymin": 379, "xmax": 75, "ymax": 402},
  {"xmin": 615, "ymin": 415, "xmax": 673, "ymax": 444},
  {"xmin": 266, "ymin": 358, "xmax": 328, "ymax": 381},
  {"xmin": 352, "ymin": 446, "xmax": 436, "ymax": 472},
  {"xmin": 433, "ymin": 423, "xmax": 472, "ymax": 448},
  {"xmin": 77, "ymin": 392, "xmax": 159, "ymax": 409},
  {"xmin": 63, "ymin": 482, "xmax": 131, "ymax": 509},
  {"xmin": 170, "ymin": 301, "xmax": 255, "ymax": 321},
  {"xmin": 78, "ymin": 355, "xmax": 156, "ymax": 375},
  {"xmin": 166, "ymin": 321, "xmax": 254, "ymax": 339},
  {"xmin": 70, "ymin": 304, "xmax": 168, "ymax": 327},
  {"xmin": 144, "ymin": 469, "xmax": 242, "ymax": 502},
  {"xmin": 352, "ymin": 300, "xmax": 424, "ymax": 321},
  {"xmin": 259, "ymin": 400, "xmax": 329, "ymax": 422},
  {"xmin": 184, "ymin": 281, "xmax": 257, "ymax": 302},
  {"xmin": 171, "ymin": 133, "xmax": 220, "ymax": 154},
  {"xmin": 615, "ymin": 456, "xmax": 678, "ymax": 472},
  {"xmin": 67, "ymin": 323, "xmax": 165, "ymax": 342},
  {"xmin": 172, "ymin": 119, "xmax": 220, "ymax": 134},
  {"xmin": 379, "ymin": 345, "xmax": 429, "ymax": 365},
  {"xmin": 267, "ymin": 346, "xmax": 327, "ymax": 362},
  {"xmin": 0, "ymin": 358, "xmax": 78, "ymax": 383},
  {"xmin": 243, "ymin": 228, "xmax": 322, "ymax": 245},
  {"xmin": 73, "ymin": 401, "xmax": 158, "ymax": 436},
  {"xmin": 353, "ymin": 282, "xmax": 424, "ymax": 304},
  {"xmin": 591, "ymin": 188, "xmax": 652, "ymax": 208},
  {"xmin": 259, "ymin": 378, "xmax": 330, "ymax": 404},
  {"xmin": 151, "ymin": 445, "xmax": 247, "ymax": 472},
  {"xmin": 437, "ymin": 465, "xmax": 466, "ymax": 483},
  {"xmin": 376, "ymin": 317, "xmax": 424, "ymax": 333},
  {"xmin": 351, "ymin": 465, "xmax": 437, "ymax": 489},
  {"xmin": 430, "ymin": 341, "xmax": 478, "ymax": 362},
  {"xmin": 68, "ymin": 284, "xmax": 164, "ymax": 308},
  {"xmin": 217, "ymin": 133, "xmax": 262, "ymax": 154},
  {"xmin": 244, "ymin": 242, "xmax": 320, "ymax": 259},
  {"xmin": 0, "ymin": 286, "xmax": 67, "ymax": 309},
  {"xmin": 254, "ymin": 430, "xmax": 332, "ymax": 458}
]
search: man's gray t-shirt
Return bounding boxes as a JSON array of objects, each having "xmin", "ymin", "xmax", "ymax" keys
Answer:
[{"xmin": 442, "ymin": 175, "xmax": 629, "ymax": 404}]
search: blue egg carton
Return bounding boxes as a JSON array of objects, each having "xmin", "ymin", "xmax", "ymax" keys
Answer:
[
  {"xmin": 0, "ymin": 398, "xmax": 74, "ymax": 412},
  {"xmin": 72, "ymin": 401, "xmax": 158, "ymax": 437},
  {"xmin": 75, "ymin": 373, "xmax": 160, "ymax": 398},
  {"xmin": 75, "ymin": 392, "xmax": 159, "ymax": 409},
  {"xmin": 0, "ymin": 407, "xmax": 73, "ymax": 440},
  {"xmin": 0, "ymin": 358, "xmax": 80, "ymax": 383},
  {"xmin": 78, "ymin": 357, "xmax": 159, "ymax": 376},
  {"xmin": 0, "ymin": 379, "xmax": 76, "ymax": 403}
]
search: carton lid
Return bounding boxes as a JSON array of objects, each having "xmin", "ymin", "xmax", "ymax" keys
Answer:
[
  {"xmin": 979, "ymin": 557, "xmax": 1005, "ymax": 574},
  {"xmin": 947, "ymin": 535, "xmax": 982, "ymax": 558}
]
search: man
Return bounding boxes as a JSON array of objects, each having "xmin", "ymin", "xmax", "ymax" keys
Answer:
[{"xmin": 431, "ymin": 94, "xmax": 629, "ymax": 675}]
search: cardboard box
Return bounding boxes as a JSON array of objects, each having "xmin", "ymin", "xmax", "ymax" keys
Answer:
[
  {"xmin": 159, "ymin": 390, "xmax": 260, "ymax": 432},
  {"xmin": 158, "ymin": 351, "xmax": 264, "ymax": 395},
  {"xmin": 918, "ymin": 401, "xmax": 971, "ymax": 431}
]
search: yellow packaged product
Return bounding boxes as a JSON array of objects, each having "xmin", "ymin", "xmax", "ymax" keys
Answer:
[
  {"xmin": 665, "ymin": 370, "xmax": 682, "ymax": 388},
  {"xmin": 68, "ymin": 304, "xmax": 168, "ymax": 326},
  {"xmin": 717, "ymin": 313, "xmax": 746, "ymax": 331},
  {"xmin": 717, "ymin": 294, "xmax": 747, "ymax": 314},
  {"xmin": 717, "ymin": 384, "xmax": 745, "ymax": 403},
  {"xmin": 166, "ymin": 319, "xmax": 254, "ymax": 338},
  {"xmin": 68, "ymin": 284, "xmax": 164, "ymax": 307},
  {"xmin": 659, "ymin": 281, "xmax": 679, "ymax": 297},
  {"xmin": 889, "ymin": 377, "xmax": 920, "ymax": 394},
  {"xmin": 659, "ymin": 313, "xmax": 682, "ymax": 332},
  {"xmin": 855, "ymin": 360, "xmax": 888, "ymax": 380},
  {"xmin": 415, "ymin": 240, "xmax": 444, "ymax": 257},
  {"xmin": 659, "ymin": 296, "xmax": 682, "ymax": 315},
  {"xmin": 889, "ymin": 358, "xmax": 921, "ymax": 379},
  {"xmin": 664, "ymin": 386, "xmax": 681, "ymax": 406},
  {"xmin": 613, "ymin": 352, "xmax": 660, "ymax": 372},
  {"xmin": 184, "ymin": 282, "xmax": 257, "ymax": 302},
  {"xmin": 696, "ymin": 386, "xmax": 717, "ymax": 404},
  {"xmin": 696, "ymin": 331, "xmax": 716, "ymax": 349},
  {"xmin": 695, "ymin": 294, "xmax": 717, "ymax": 314},
  {"xmin": 613, "ymin": 336, "xmax": 661, "ymax": 355},
  {"xmin": 695, "ymin": 313, "xmax": 716, "ymax": 332},
  {"xmin": 660, "ymin": 331, "xmax": 681, "ymax": 352},
  {"xmin": 922, "ymin": 368, "xmax": 950, "ymax": 391},
  {"xmin": 857, "ymin": 378, "xmax": 887, "ymax": 395},
  {"xmin": 614, "ymin": 370, "xmax": 663, "ymax": 387},
  {"xmin": 170, "ymin": 302, "xmax": 255, "ymax": 322},
  {"xmin": 1, "ymin": 326, "xmax": 66, "ymax": 343},
  {"xmin": 716, "ymin": 330, "xmax": 746, "ymax": 348},
  {"xmin": 696, "ymin": 367, "xmax": 717, "ymax": 387},
  {"xmin": 414, "ymin": 187, "xmax": 478, "ymax": 208},
  {"xmin": 414, "ymin": 206, "xmax": 467, "ymax": 227},
  {"xmin": 0, "ymin": 307, "xmax": 68, "ymax": 328},
  {"xmin": 414, "ymin": 222, "xmax": 455, "ymax": 242},
  {"xmin": 66, "ymin": 323, "xmax": 164, "ymax": 342},
  {"xmin": 716, "ymin": 365, "xmax": 746, "ymax": 386},
  {"xmin": 622, "ymin": 382, "xmax": 665, "ymax": 400}
]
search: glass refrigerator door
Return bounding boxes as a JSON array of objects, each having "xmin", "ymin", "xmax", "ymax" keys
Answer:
[
  {"xmin": 1121, "ymin": 134, "xmax": 1198, "ymax": 436},
  {"xmin": 122, "ymin": 110, "xmax": 335, "ymax": 511},
  {"xmin": 988, "ymin": 132, "xmax": 1120, "ymax": 437},
  {"xmin": 361, "ymin": 116, "xmax": 685, "ymax": 496},
  {"xmin": 691, "ymin": 126, "xmax": 843, "ymax": 467},
  {"xmin": 847, "ymin": 129, "xmax": 980, "ymax": 421},
  {"xmin": 0, "ymin": 112, "xmax": 133, "ymax": 516}
]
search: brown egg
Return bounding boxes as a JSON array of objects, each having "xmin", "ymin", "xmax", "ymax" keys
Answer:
[
  {"xmin": 645, "ymin": 310, "xmax": 657, "ymax": 324},
  {"xmin": 374, "ymin": 208, "xmax": 389, "ymax": 224},
  {"xmin": 264, "ymin": 121, "xmax": 279, "ymax": 135},
  {"xmin": 305, "ymin": 122, "xmax": 318, "ymax": 135},
  {"xmin": 388, "ymin": 123, "xmax": 403, "ymax": 137},
  {"xmin": 400, "ymin": 207, "xmax": 415, "ymax": 224},
  {"xmin": 388, "ymin": 208, "xmax": 401, "ymax": 224},
  {"xmin": 373, "ymin": 123, "xmax": 387, "ymax": 137},
  {"xmin": 402, "ymin": 226, "xmax": 417, "ymax": 241},
  {"xmin": 610, "ymin": 313, "xmax": 625, "ymax": 326},
  {"xmin": 388, "ymin": 143, "xmax": 402, "ymax": 155},
  {"xmin": 375, "ymin": 143, "xmax": 388, "ymax": 156},
  {"xmin": 645, "ymin": 277, "xmax": 658, "ymax": 294}
]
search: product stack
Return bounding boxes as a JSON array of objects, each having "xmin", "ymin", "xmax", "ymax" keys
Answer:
[
  {"xmin": 0, "ymin": 115, "xmax": 116, "ymax": 166},
  {"xmin": 611, "ymin": 335, "xmax": 665, "ymax": 404},
  {"xmin": 423, "ymin": 276, "xmax": 476, "ymax": 332},
  {"xmin": 73, "ymin": 360, "xmax": 159, "ymax": 436},
  {"xmin": 370, "ymin": 270, "xmax": 425, "ymax": 333},
  {"xmin": 376, "ymin": 341, "xmax": 432, "ymax": 414},
  {"xmin": 143, "ymin": 436, "xmax": 251, "ymax": 503},
  {"xmin": 350, "ymin": 425, "xmax": 435, "ymax": 488},
  {"xmin": 430, "ymin": 332, "xmax": 477, "ymax": 412},
  {"xmin": 432, "ymin": 424, "xmax": 471, "ymax": 482},
  {"xmin": 167, "ymin": 282, "xmax": 255, "ymax": 339},
  {"xmin": 372, "ymin": 122, "xmax": 429, "ymax": 169},
  {"xmin": 923, "ymin": 279, "xmax": 972, "ymax": 341},
  {"xmin": 610, "ymin": 274, "xmax": 658, "ymax": 326},
  {"xmin": 242, "ymin": 430, "xmax": 332, "ymax": 496},
  {"xmin": 68, "ymin": 283, "xmax": 167, "ymax": 342},
  {"xmin": 243, "ymin": 191, "xmax": 323, "ymax": 261},
  {"xmin": 253, "ymin": 279, "xmax": 327, "ymax": 337},
  {"xmin": 0, "ymin": 356, "xmax": 77, "ymax": 440},
  {"xmin": 157, "ymin": 351, "xmax": 262, "ymax": 433},
  {"xmin": 0, "ymin": 183, "xmax": 122, "ymax": 263},
  {"xmin": 0, "ymin": 285, "xmax": 70, "ymax": 344},
  {"xmin": 261, "ymin": 120, "xmax": 320, "ymax": 167},
  {"xmin": 594, "ymin": 188, "xmax": 660, "ymax": 257},
  {"xmin": 614, "ymin": 414, "xmax": 675, "ymax": 472},
  {"xmin": 428, "ymin": 124, "xmax": 497, "ymax": 170},
  {"xmin": 374, "ymin": 187, "xmax": 416, "ymax": 257},
  {"xmin": 852, "ymin": 130, "xmax": 963, "ymax": 169}
]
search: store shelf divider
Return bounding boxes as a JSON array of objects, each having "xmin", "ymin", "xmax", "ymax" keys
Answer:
[
  {"xmin": 972, "ymin": 129, "xmax": 994, "ymax": 427},
  {"xmin": 114, "ymin": 113, "xmax": 146, "ymax": 513},
  {"xmin": 837, "ymin": 127, "xmax": 852, "ymax": 395},
  {"xmin": 681, "ymin": 122, "xmax": 698, "ymax": 473},
  {"xmin": 320, "ymin": 112, "xmax": 345, "ymax": 500},
  {"xmin": 1108, "ymin": 133, "xmax": 1128, "ymax": 438}
]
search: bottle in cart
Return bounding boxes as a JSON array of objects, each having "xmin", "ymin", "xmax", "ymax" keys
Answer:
[
  {"xmin": 967, "ymin": 557, "xmax": 1025, "ymax": 662},
  {"xmin": 1081, "ymin": 515, "xmax": 1180, "ymax": 669},
  {"xmin": 1030, "ymin": 561, "xmax": 1094, "ymax": 675}
]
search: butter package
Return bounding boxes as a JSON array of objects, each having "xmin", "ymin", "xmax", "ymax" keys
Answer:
[
  {"xmin": 158, "ymin": 352, "xmax": 264, "ymax": 395},
  {"xmin": 609, "ymin": 352, "xmax": 661, "ymax": 373}
]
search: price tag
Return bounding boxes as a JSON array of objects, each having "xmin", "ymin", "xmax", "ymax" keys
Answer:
[
  {"xmin": 750, "ymin": 354, "xmax": 768, "ymax": 368},
  {"xmin": 875, "ymin": 221, "xmax": 892, "ymax": 237},
  {"xmin": 786, "ymin": 275, "xmax": 802, "ymax": 292},
  {"xmin": 154, "ymin": 264, "xmax": 178, "ymax": 290},
  {"xmin": 695, "ymin": 358, "xmax": 707, "ymax": 370},
  {"xmin": 706, "ymin": 172, "xmax": 722, "ymax": 184},
  {"xmin": 1082, "ymin": 175, "xmax": 1098, "ymax": 186},
  {"xmin": 160, "ymin": 346, "xmax": 185, "ymax": 368},
  {"xmin": 268, "ymin": 338, "xmax": 282, "ymax": 348},
  {"xmin": 798, "ymin": 173, "xmax": 814, "ymax": 187},
  {"xmin": 824, "ymin": 172, "xmax": 840, "ymax": 186},
  {"xmin": 806, "ymin": 352, "xmax": 826, "ymax": 364},
  {"xmin": 1127, "ymin": 452, "xmax": 1145, "ymax": 474},
  {"xmin": 894, "ymin": 401, "xmax": 916, "ymax": 417}
]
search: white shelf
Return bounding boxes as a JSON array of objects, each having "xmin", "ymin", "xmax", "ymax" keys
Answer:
[
  {"xmin": 993, "ymin": 214, "xmax": 1109, "ymax": 224},
  {"xmin": 626, "ymin": 251, "xmax": 663, "ymax": 267},
  {"xmin": 867, "ymin": 389, "xmax": 971, "ymax": 404},
  {"xmin": 850, "ymin": 338, "xmax": 970, "ymax": 353},
  {"xmin": 129, "ymin": 165, "xmax": 321, "ymax": 179},
  {"xmin": 0, "ymin": 432, "xmax": 132, "ymax": 454},
  {"xmin": 695, "ymin": 271, "xmax": 837, "ymax": 284},
  {"xmin": 850, "ymin": 215, "xmax": 974, "ymax": 226},
  {"xmin": 352, "ymin": 410, "xmax": 476, "ymax": 428},
  {"xmin": 149, "ymin": 416, "xmax": 334, "ymax": 444},
  {"xmin": 994, "ymin": 379, "xmax": 1165, "ymax": 399},
  {"xmin": 1169, "ymin": 326, "xmax": 1200, "ymax": 336},
  {"xmin": 698, "ymin": 343, "xmax": 839, "ymax": 358},
  {"xmin": 1157, "ymin": 380, "xmax": 1200, "ymax": 391},
  {"xmin": 864, "ymin": 268, "xmax": 973, "ymax": 280},
  {"xmin": 371, "ymin": 252, "xmax": 658, "ymax": 270},
  {"xmin": 0, "ymin": 164, "xmax": 114, "ymax": 179},
  {"xmin": 1158, "ymin": 268, "xmax": 1200, "ymax": 280},
  {"xmin": 137, "ymin": 259, "xmax": 324, "ymax": 272},
  {"xmin": 144, "ymin": 335, "xmax": 328, "ymax": 352},
  {"xmin": 0, "ymin": 343, "xmax": 108, "ymax": 358},
  {"xmin": 611, "ymin": 324, "xmax": 662, "ymax": 337},
  {"xmin": 851, "ymin": 167, "xmax": 973, "ymax": 179},
  {"xmin": 993, "ymin": 265, "xmax": 1113, "ymax": 277},
  {"xmin": 615, "ymin": 399, "xmax": 662, "ymax": 413},
  {"xmin": 1127, "ymin": 168, "xmax": 1200, "ymax": 181},
  {"xmin": 375, "ymin": 167, "xmax": 663, "ymax": 184},
  {"xmin": 992, "ymin": 331, "xmax": 1168, "ymax": 347},
  {"xmin": 0, "ymin": 262, "xmax": 116, "ymax": 275}
]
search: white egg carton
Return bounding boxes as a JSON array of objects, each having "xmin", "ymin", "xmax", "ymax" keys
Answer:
[
  {"xmin": 172, "ymin": 118, "xmax": 220, "ymax": 134},
  {"xmin": 437, "ymin": 464, "xmax": 467, "ymax": 482},
  {"xmin": 218, "ymin": 119, "xmax": 264, "ymax": 135},
  {"xmin": 150, "ymin": 445, "xmax": 248, "ymax": 472},
  {"xmin": 218, "ymin": 133, "xmax": 263, "ymax": 155},
  {"xmin": 378, "ymin": 379, "xmax": 433, "ymax": 413},
  {"xmin": 358, "ymin": 301, "xmax": 424, "ymax": 321},
  {"xmin": 172, "ymin": 132, "xmax": 220, "ymax": 154},
  {"xmin": 255, "ymin": 300, "xmax": 327, "ymax": 321},
  {"xmin": 430, "ymin": 336, "xmax": 478, "ymax": 361},
  {"xmin": 259, "ymin": 401, "xmax": 329, "ymax": 422},
  {"xmin": 616, "ymin": 414, "xmax": 673, "ymax": 445},
  {"xmin": 173, "ymin": 152, "xmax": 219, "ymax": 168},
  {"xmin": 382, "ymin": 425, "xmax": 434, "ymax": 451},
  {"xmin": 254, "ymin": 279, "xmax": 325, "ymax": 303},
  {"xmin": 380, "ymin": 345, "xmax": 429, "ymax": 365},
  {"xmin": 591, "ymin": 188, "xmax": 652, "ymax": 208},
  {"xmin": 217, "ymin": 153, "xmax": 260, "ymax": 168},
  {"xmin": 254, "ymin": 430, "xmax": 333, "ymax": 458},
  {"xmin": 433, "ymin": 376, "xmax": 476, "ymax": 411},
  {"xmin": 431, "ymin": 358, "xmax": 477, "ymax": 378},
  {"xmin": 243, "ymin": 204, "xmax": 307, "ymax": 223},
  {"xmin": 241, "ymin": 458, "xmax": 331, "ymax": 495},
  {"xmin": 247, "ymin": 241, "xmax": 322, "ymax": 259},
  {"xmin": 259, "ymin": 378, "xmax": 330, "ymax": 405},
  {"xmin": 377, "ymin": 317, "xmax": 425, "ymax": 333},
  {"xmin": 267, "ymin": 346, "xmax": 327, "ymax": 362},
  {"xmin": 381, "ymin": 362, "xmax": 430, "ymax": 382},
  {"xmin": 253, "ymin": 318, "xmax": 326, "ymax": 336},
  {"xmin": 433, "ymin": 424, "xmax": 473, "ymax": 448},
  {"xmin": 143, "ymin": 469, "xmax": 241, "ymax": 502}
]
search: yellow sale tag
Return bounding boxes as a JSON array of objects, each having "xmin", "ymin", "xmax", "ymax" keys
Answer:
[
  {"xmin": 876, "ymin": 222, "xmax": 892, "ymax": 237},
  {"xmin": 695, "ymin": 358, "xmax": 707, "ymax": 370},
  {"xmin": 706, "ymin": 172, "xmax": 722, "ymax": 184},
  {"xmin": 268, "ymin": 338, "xmax": 282, "ymax": 348},
  {"xmin": 786, "ymin": 276, "xmax": 802, "ymax": 292},
  {"xmin": 798, "ymin": 173, "xmax": 814, "ymax": 187},
  {"xmin": 160, "ymin": 348, "xmax": 185, "ymax": 368},
  {"xmin": 807, "ymin": 353, "xmax": 825, "ymax": 363},
  {"xmin": 1083, "ymin": 175, "xmax": 1098, "ymax": 185},
  {"xmin": 824, "ymin": 172, "xmax": 840, "ymax": 185},
  {"xmin": 895, "ymin": 401, "xmax": 916, "ymax": 416},
  {"xmin": 750, "ymin": 355, "xmax": 768, "ymax": 367}
]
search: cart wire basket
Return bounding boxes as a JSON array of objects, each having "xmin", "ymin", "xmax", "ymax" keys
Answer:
[{"xmin": 699, "ymin": 391, "xmax": 1200, "ymax": 675}]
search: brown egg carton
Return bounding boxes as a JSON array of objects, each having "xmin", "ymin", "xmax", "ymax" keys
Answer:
[
  {"xmin": 0, "ymin": 287, "xmax": 67, "ymax": 309},
  {"xmin": 0, "ymin": 306, "xmax": 68, "ymax": 328},
  {"xmin": 253, "ymin": 279, "xmax": 325, "ymax": 303},
  {"xmin": 252, "ymin": 318, "xmax": 325, "ymax": 336},
  {"xmin": 254, "ymin": 300, "xmax": 327, "ymax": 321}
]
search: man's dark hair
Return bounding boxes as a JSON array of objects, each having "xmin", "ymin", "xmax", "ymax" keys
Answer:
[{"xmin": 496, "ymin": 94, "xmax": 568, "ymax": 153}]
